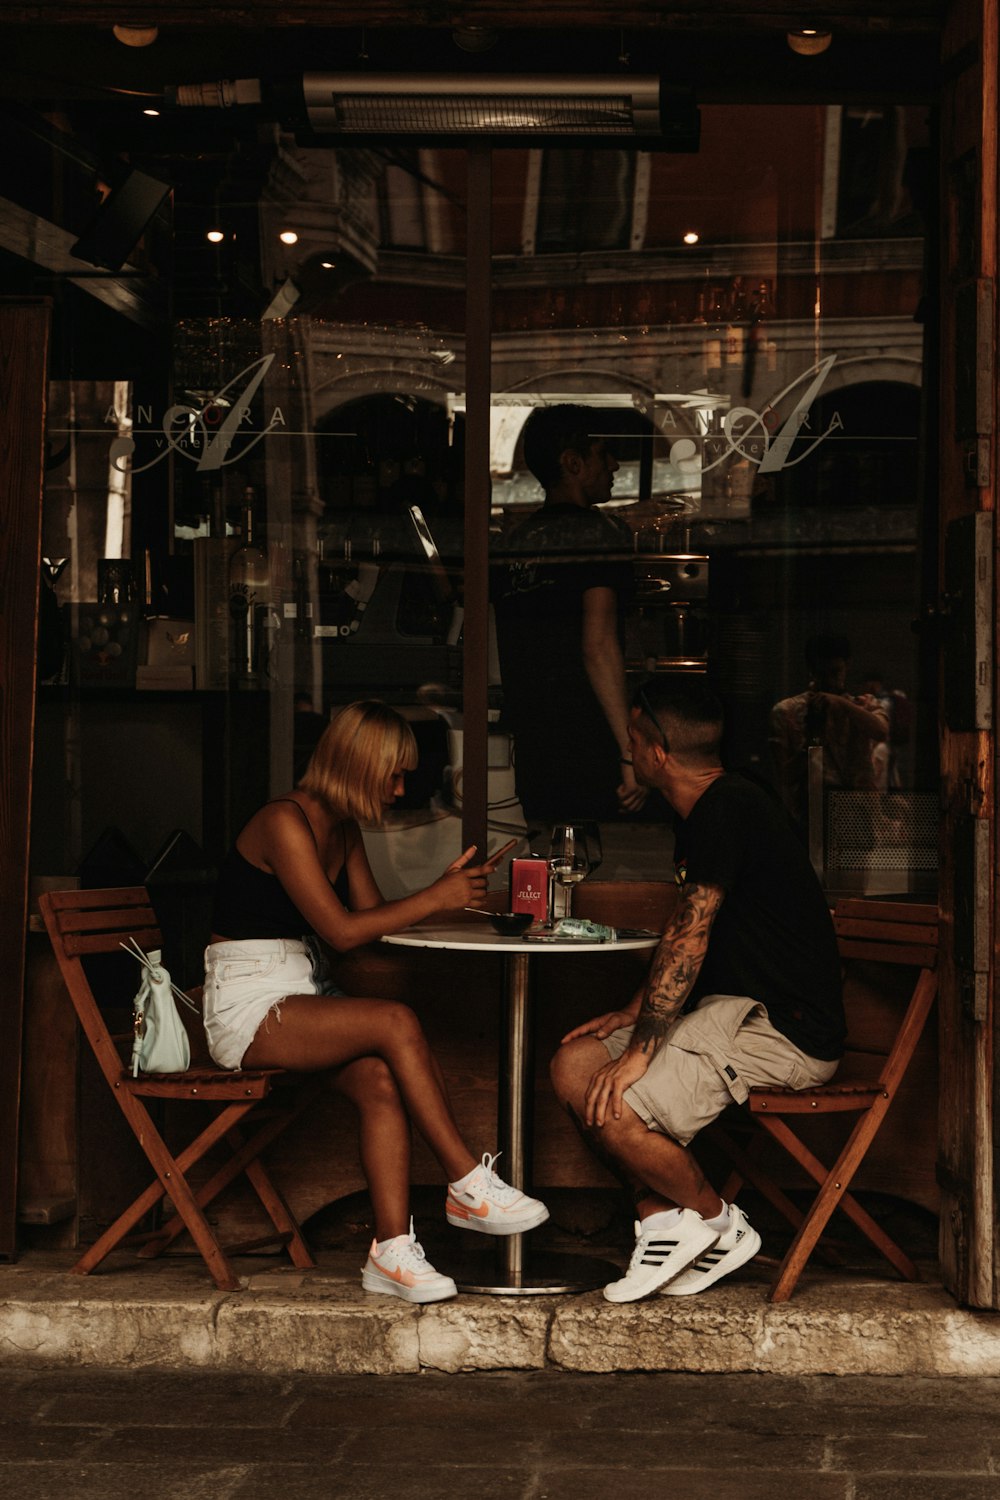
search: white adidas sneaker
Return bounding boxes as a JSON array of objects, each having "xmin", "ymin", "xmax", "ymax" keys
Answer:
[
  {"xmin": 661, "ymin": 1205, "xmax": 762, "ymax": 1295},
  {"xmin": 603, "ymin": 1209, "xmax": 719, "ymax": 1303}
]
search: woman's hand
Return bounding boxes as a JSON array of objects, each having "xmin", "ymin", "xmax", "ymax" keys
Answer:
[{"xmin": 427, "ymin": 845, "xmax": 491, "ymax": 910}]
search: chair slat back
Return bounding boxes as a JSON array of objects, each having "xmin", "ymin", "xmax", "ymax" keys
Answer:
[
  {"xmin": 832, "ymin": 897, "xmax": 939, "ymax": 1088},
  {"xmin": 39, "ymin": 886, "xmax": 165, "ymax": 1088},
  {"xmin": 832, "ymin": 898, "xmax": 939, "ymax": 971}
]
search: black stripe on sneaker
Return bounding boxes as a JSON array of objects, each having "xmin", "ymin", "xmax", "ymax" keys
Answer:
[{"xmin": 639, "ymin": 1237, "xmax": 683, "ymax": 1264}]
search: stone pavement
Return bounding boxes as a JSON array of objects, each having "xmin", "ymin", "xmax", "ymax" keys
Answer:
[{"xmin": 2, "ymin": 1366, "xmax": 1000, "ymax": 1499}]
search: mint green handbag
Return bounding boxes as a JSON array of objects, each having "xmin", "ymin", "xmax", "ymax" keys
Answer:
[{"xmin": 122, "ymin": 937, "xmax": 199, "ymax": 1076}]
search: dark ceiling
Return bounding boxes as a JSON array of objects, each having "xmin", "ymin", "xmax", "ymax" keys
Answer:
[{"xmin": 1, "ymin": 11, "xmax": 941, "ymax": 119}]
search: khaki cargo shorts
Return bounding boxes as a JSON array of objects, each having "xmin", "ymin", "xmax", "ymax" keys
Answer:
[{"xmin": 601, "ymin": 992, "xmax": 838, "ymax": 1146}]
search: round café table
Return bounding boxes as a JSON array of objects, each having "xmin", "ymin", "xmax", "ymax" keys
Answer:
[{"xmin": 383, "ymin": 921, "xmax": 658, "ymax": 1295}]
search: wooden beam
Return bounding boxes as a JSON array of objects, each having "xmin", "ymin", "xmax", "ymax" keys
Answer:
[
  {"xmin": 0, "ymin": 2, "xmax": 943, "ymax": 30},
  {"xmin": 0, "ymin": 298, "xmax": 49, "ymax": 1261}
]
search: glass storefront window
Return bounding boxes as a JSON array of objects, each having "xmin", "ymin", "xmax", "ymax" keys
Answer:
[{"xmin": 26, "ymin": 98, "xmax": 936, "ymax": 914}]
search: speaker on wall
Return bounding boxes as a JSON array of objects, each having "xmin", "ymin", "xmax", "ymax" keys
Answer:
[{"xmin": 71, "ymin": 168, "xmax": 172, "ymax": 272}]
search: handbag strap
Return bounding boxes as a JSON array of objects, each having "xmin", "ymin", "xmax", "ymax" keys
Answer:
[{"xmin": 120, "ymin": 937, "xmax": 200, "ymax": 1015}]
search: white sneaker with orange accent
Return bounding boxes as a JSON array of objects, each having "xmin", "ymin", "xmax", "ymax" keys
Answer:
[
  {"xmin": 445, "ymin": 1152, "xmax": 550, "ymax": 1235},
  {"xmin": 361, "ymin": 1220, "xmax": 457, "ymax": 1304}
]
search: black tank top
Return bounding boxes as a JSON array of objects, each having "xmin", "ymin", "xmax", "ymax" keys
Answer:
[{"xmin": 211, "ymin": 800, "xmax": 350, "ymax": 940}]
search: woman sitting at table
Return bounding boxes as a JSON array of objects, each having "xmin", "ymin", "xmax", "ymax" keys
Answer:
[{"xmin": 204, "ymin": 698, "xmax": 548, "ymax": 1304}]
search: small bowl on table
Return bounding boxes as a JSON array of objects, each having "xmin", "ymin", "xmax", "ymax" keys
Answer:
[{"xmin": 487, "ymin": 911, "xmax": 535, "ymax": 937}]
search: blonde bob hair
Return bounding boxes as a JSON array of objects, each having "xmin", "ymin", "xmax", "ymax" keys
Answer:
[{"xmin": 299, "ymin": 700, "xmax": 418, "ymax": 824}]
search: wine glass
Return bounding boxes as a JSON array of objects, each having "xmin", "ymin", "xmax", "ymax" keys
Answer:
[{"xmin": 548, "ymin": 824, "xmax": 590, "ymax": 922}]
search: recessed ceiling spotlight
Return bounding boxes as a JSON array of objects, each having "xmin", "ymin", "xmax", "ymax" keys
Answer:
[
  {"xmin": 320, "ymin": 261, "xmax": 336, "ymax": 269},
  {"xmin": 206, "ymin": 229, "xmax": 225, "ymax": 243},
  {"xmin": 112, "ymin": 23, "xmax": 159, "ymax": 46},
  {"xmin": 682, "ymin": 231, "xmax": 700, "ymax": 245},
  {"xmin": 787, "ymin": 27, "xmax": 832, "ymax": 54},
  {"xmin": 143, "ymin": 107, "xmax": 160, "ymax": 117},
  {"xmin": 453, "ymin": 26, "xmax": 499, "ymax": 52},
  {"xmin": 279, "ymin": 230, "xmax": 299, "ymax": 245}
]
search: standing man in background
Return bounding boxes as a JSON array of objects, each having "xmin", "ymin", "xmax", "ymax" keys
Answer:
[{"xmin": 491, "ymin": 404, "xmax": 647, "ymax": 823}]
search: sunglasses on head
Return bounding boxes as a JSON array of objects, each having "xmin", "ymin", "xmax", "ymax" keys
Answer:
[{"xmin": 636, "ymin": 684, "xmax": 670, "ymax": 753}]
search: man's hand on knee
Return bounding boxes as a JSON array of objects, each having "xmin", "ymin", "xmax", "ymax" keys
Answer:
[
  {"xmin": 560, "ymin": 1009, "xmax": 636, "ymax": 1046},
  {"xmin": 584, "ymin": 1048, "xmax": 650, "ymax": 1128}
]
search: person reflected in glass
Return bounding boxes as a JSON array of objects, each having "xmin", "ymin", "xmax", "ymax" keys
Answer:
[
  {"xmin": 769, "ymin": 633, "xmax": 890, "ymax": 827},
  {"xmin": 491, "ymin": 404, "xmax": 648, "ymax": 824},
  {"xmin": 204, "ymin": 699, "xmax": 549, "ymax": 1304}
]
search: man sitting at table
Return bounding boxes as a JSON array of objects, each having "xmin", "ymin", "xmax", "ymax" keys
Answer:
[{"xmin": 550, "ymin": 677, "xmax": 845, "ymax": 1299}]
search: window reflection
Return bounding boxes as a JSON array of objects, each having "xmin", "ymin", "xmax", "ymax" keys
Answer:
[{"xmin": 29, "ymin": 102, "xmax": 935, "ymax": 898}]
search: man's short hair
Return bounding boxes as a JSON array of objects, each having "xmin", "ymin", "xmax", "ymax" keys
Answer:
[
  {"xmin": 805, "ymin": 633, "xmax": 851, "ymax": 675},
  {"xmin": 635, "ymin": 678, "xmax": 724, "ymax": 764},
  {"xmin": 521, "ymin": 404, "xmax": 600, "ymax": 489}
]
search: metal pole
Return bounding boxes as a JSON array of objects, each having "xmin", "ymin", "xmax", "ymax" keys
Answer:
[
  {"xmin": 499, "ymin": 951, "xmax": 530, "ymax": 1287},
  {"xmin": 461, "ymin": 144, "xmax": 492, "ymax": 859}
]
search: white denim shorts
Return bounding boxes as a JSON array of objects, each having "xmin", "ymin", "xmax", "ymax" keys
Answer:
[
  {"xmin": 203, "ymin": 937, "xmax": 343, "ymax": 1070},
  {"xmin": 601, "ymin": 992, "xmax": 838, "ymax": 1146}
]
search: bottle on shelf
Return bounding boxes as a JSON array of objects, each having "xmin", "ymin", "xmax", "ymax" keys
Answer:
[
  {"xmin": 701, "ymin": 285, "xmax": 725, "ymax": 382},
  {"xmin": 228, "ymin": 486, "xmax": 273, "ymax": 688},
  {"xmin": 725, "ymin": 276, "xmax": 749, "ymax": 369}
]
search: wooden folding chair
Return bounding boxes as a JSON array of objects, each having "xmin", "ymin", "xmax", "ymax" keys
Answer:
[
  {"xmin": 39, "ymin": 886, "xmax": 318, "ymax": 1292},
  {"xmin": 709, "ymin": 897, "xmax": 939, "ymax": 1303}
]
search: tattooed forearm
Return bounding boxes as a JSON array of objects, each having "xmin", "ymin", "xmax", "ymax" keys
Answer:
[{"xmin": 632, "ymin": 883, "xmax": 723, "ymax": 1055}]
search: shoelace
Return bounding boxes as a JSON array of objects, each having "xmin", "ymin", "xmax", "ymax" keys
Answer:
[
  {"xmin": 384, "ymin": 1218, "xmax": 431, "ymax": 1274},
  {"xmin": 476, "ymin": 1151, "xmax": 519, "ymax": 1204}
]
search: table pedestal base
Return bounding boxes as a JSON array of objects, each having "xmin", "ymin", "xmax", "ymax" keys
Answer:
[{"xmin": 451, "ymin": 1245, "xmax": 621, "ymax": 1296}]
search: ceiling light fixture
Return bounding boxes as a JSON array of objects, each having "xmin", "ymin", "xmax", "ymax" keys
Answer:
[
  {"xmin": 452, "ymin": 27, "xmax": 499, "ymax": 53},
  {"xmin": 206, "ymin": 229, "xmax": 225, "ymax": 243},
  {"xmin": 682, "ymin": 230, "xmax": 700, "ymax": 245},
  {"xmin": 279, "ymin": 230, "xmax": 300, "ymax": 245},
  {"xmin": 112, "ymin": 23, "xmax": 159, "ymax": 47},
  {"xmin": 787, "ymin": 27, "xmax": 832, "ymax": 54}
]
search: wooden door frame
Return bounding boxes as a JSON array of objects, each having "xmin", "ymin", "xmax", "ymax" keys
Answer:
[
  {"xmin": 0, "ymin": 298, "xmax": 50, "ymax": 1259},
  {"xmin": 937, "ymin": 0, "xmax": 999, "ymax": 1307}
]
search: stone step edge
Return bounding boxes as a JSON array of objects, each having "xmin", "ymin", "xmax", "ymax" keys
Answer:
[{"xmin": 3, "ymin": 1281, "xmax": 999, "ymax": 1377}]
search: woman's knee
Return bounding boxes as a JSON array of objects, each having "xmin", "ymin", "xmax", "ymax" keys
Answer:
[
  {"xmin": 335, "ymin": 1054, "xmax": 403, "ymax": 1110},
  {"xmin": 375, "ymin": 999, "xmax": 426, "ymax": 1049}
]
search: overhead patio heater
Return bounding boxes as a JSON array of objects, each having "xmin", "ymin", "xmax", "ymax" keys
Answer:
[
  {"xmin": 297, "ymin": 73, "xmax": 697, "ymax": 147},
  {"xmin": 171, "ymin": 74, "xmax": 699, "ymax": 150}
]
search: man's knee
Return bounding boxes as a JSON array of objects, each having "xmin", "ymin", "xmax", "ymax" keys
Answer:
[{"xmin": 549, "ymin": 1037, "xmax": 599, "ymax": 1109}]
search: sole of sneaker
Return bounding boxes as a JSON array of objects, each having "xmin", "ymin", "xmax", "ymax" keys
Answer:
[
  {"xmin": 445, "ymin": 1203, "xmax": 550, "ymax": 1236},
  {"xmin": 361, "ymin": 1269, "xmax": 457, "ymax": 1304},
  {"xmin": 603, "ymin": 1221, "xmax": 719, "ymax": 1304},
  {"xmin": 661, "ymin": 1225, "xmax": 763, "ymax": 1296}
]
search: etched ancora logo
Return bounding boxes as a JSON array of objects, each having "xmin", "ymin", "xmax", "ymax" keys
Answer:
[{"xmin": 109, "ymin": 354, "xmax": 285, "ymax": 474}]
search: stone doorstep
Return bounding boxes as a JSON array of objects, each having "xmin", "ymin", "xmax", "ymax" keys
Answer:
[{"xmin": 2, "ymin": 1252, "xmax": 1000, "ymax": 1377}]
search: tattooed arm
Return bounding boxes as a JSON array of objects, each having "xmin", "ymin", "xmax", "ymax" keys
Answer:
[
  {"xmin": 583, "ymin": 881, "xmax": 724, "ymax": 1128},
  {"xmin": 632, "ymin": 882, "xmax": 724, "ymax": 1055}
]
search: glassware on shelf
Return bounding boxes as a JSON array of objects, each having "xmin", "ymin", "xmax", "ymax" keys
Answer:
[
  {"xmin": 548, "ymin": 823, "xmax": 591, "ymax": 922},
  {"xmin": 228, "ymin": 486, "xmax": 272, "ymax": 688}
]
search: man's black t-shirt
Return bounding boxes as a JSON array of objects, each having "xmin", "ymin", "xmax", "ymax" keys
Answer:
[
  {"xmin": 491, "ymin": 503, "xmax": 633, "ymax": 820},
  {"xmin": 674, "ymin": 773, "xmax": 845, "ymax": 1060}
]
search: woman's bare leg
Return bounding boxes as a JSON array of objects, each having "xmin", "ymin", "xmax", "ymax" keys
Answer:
[
  {"xmin": 330, "ymin": 1055, "xmax": 411, "ymax": 1242},
  {"xmin": 243, "ymin": 994, "xmax": 476, "ymax": 1182}
]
